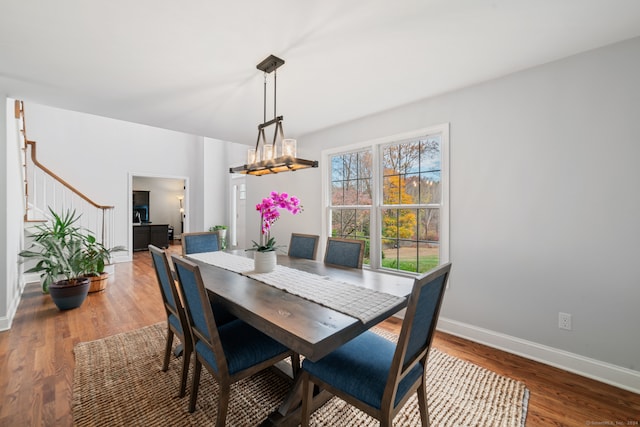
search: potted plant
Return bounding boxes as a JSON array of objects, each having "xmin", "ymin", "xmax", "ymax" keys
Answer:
[
  {"xmin": 246, "ymin": 191, "xmax": 302, "ymax": 273},
  {"xmin": 81, "ymin": 234, "xmax": 125, "ymax": 293},
  {"xmin": 19, "ymin": 208, "xmax": 91, "ymax": 310},
  {"xmin": 209, "ymin": 225, "xmax": 228, "ymax": 249}
]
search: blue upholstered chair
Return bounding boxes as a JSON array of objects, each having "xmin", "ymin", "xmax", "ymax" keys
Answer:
[
  {"xmin": 324, "ymin": 237, "xmax": 365, "ymax": 269},
  {"xmin": 171, "ymin": 255, "xmax": 299, "ymax": 423},
  {"xmin": 180, "ymin": 231, "xmax": 235, "ymax": 326},
  {"xmin": 300, "ymin": 262, "xmax": 452, "ymax": 427},
  {"xmin": 182, "ymin": 231, "xmax": 220, "ymax": 256},
  {"xmin": 288, "ymin": 233, "xmax": 320, "ymax": 260},
  {"xmin": 149, "ymin": 245, "xmax": 193, "ymax": 398}
]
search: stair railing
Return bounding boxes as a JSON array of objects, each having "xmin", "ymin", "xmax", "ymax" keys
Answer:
[{"xmin": 15, "ymin": 100, "xmax": 115, "ymax": 248}]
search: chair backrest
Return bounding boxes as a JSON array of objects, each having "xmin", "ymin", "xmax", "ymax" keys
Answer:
[
  {"xmin": 384, "ymin": 263, "xmax": 451, "ymax": 403},
  {"xmin": 288, "ymin": 233, "xmax": 320, "ymax": 260},
  {"xmin": 182, "ymin": 231, "xmax": 220, "ymax": 256},
  {"xmin": 149, "ymin": 245, "xmax": 186, "ymax": 327},
  {"xmin": 171, "ymin": 255, "xmax": 228, "ymax": 374},
  {"xmin": 324, "ymin": 237, "xmax": 365, "ymax": 269}
]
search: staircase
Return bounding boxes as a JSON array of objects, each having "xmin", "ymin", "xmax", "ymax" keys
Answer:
[{"xmin": 15, "ymin": 100, "xmax": 116, "ymax": 248}]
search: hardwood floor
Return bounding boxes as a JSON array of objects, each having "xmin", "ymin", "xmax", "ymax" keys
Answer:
[{"xmin": 1, "ymin": 243, "xmax": 638, "ymax": 426}]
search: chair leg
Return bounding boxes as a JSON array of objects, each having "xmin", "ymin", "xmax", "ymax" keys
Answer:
[
  {"xmin": 300, "ymin": 372, "xmax": 313, "ymax": 427},
  {"xmin": 189, "ymin": 359, "xmax": 202, "ymax": 413},
  {"xmin": 417, "ymin": 380, "xmax": 430, "ymax": 427},
  {"xmin": 178, "ymin": 345, "xmax": 191, "ymax": 398},
  {"xmin": 380, "ymin": 409, "xmax": 393, "ymax": 427},
  {"xmin": 291, "ymin": 353, "xmax": 301, "ymax": 377},
  {"xmin": 216, "ymin": 382, "xmax": 231, "ymax": 427},
  {"xmin": 162, "ymin": 329, "xmax": 174, "ymax": 372}
]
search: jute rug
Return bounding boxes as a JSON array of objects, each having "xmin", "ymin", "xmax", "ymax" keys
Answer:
[{"xmin": 73, "ymin": 323, "xmax": 529, "ymax": 426}]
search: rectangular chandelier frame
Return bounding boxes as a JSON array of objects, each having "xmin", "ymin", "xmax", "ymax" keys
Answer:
[{"xmin": 229, "ymin": 55, "xmax": 318, "ymax": 176}]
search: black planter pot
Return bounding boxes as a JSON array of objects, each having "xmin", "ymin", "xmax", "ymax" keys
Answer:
[{"xmin": 49, "ymin": 277, "xmax": 91, "ymax": 310}]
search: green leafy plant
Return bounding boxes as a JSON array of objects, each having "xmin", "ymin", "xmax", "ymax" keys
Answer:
[
  {"xmin": 208, "ymin": 225, "xmax": 228, "ymax": 249},
  {"xmin": 19, "ymin": 208, "xmax": 126, "ymax": 292},
  {"xmin": 81, "ymin": 234, "xmax": 125, "ymax": 277},
  {"xmin": 247, "ymin": 236, "xmax": 279, "ymax": 252},
  {"xmin": 19, "ymin": 208, "xmax": 87, "ymax": 293}
]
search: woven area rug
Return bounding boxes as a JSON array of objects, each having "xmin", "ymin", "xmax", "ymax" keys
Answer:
[{"xmin": 73, "ymin": 323, "xmax": 529, "ymax": 426}]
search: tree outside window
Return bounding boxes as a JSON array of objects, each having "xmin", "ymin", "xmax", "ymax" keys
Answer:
[
  {"xmin": 382, "ymin": 137, "xmax": 441, "ymax": 273},
  {"xmin": 328, "ymin": 130, "xmax": 445, "ymax": 274},
  {"xmin": 330, "ymin": 150, "xmax": 372, "ymax": 263}
]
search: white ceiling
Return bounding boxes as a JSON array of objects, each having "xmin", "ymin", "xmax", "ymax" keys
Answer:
[{"xmin": 2, "ymin": 0, "xmax": 640, "ymax": 144}]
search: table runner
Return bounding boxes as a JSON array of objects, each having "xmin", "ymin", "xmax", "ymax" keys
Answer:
[{"xmin": 187, "ymin": 251, "xmax": 406, "ymax": 323}]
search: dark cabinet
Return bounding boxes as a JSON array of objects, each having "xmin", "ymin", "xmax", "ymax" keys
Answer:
[
  {"xmin": 133, "ymin": 190, "xmax": 150, "ymax": 223},
  {"xmin": 133, "ymin": 224, "xmax": 169, "ymax": 251},
  {"xmin": 133, "ymin": 226, "xmax": 150, "ymax": 250},
  {"xmin": 132, "ymin": 190, "xmax": 149, "ymax": 207},
  {"xmin": 150, "ymin": 225, "xmax": 169, "ymax": 248}
]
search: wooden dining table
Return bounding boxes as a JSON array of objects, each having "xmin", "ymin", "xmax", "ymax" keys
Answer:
[{"xmin": 187, "ymin": 250, "xmax": 415, "ymax": 426}]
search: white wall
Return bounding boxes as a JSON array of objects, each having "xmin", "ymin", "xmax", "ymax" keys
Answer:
[
  {"xmin": 203, "ymin": 138, "xmax": 231, "ymax": 231},
  {"xmin": 0, "ymin": 98, "xmax": 7, "ymax": 324},
  {"xmin": 1, "ymin": 98, "xmax": 28, "ymax": 330},
  {"xmin": 247, "ymin": 37, "xmax": 640, "ymax": 390},
  {"xmin": 0, "ymin": 99, "xmax": 235, "ymax": 330},
  {"xmin": 23, "ymin": 102, "xmax": 211, "ymax": 258}
]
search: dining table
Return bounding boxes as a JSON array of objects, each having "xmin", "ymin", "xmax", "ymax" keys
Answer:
[{"xmin": 186, "ymin": 249, "xmax": 415, "ymax": 426}]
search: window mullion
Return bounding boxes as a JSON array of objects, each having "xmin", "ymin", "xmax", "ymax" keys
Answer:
[
  {"xmin": 381, "ymin": 204, "xmax": 440, "ymax": 209},
  {"xmin": 369, "ymin": 145, "xmax": 381, "ymax": 269},
  {"xmin": 328, "ymin": 204, "xmax": 370, "ymax": 209}
]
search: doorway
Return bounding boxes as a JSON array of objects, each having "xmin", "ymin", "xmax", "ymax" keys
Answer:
[{"xmin": 130, "ymin": 175, "xmax": 187, "ymax": 253}]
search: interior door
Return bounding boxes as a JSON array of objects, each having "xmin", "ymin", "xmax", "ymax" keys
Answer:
[{"xmin": 230, "ymin": 178, "xmax": 246, "ymax": 249}]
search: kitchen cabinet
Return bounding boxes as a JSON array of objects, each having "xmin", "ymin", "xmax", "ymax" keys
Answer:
[{"xmin": 133, "ymin": 224, "xmax": 169, "ymax": 251}]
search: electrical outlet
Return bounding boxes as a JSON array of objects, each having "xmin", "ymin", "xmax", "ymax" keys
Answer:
[{"xmin": 559, "ymin": 312, "xmax": 572, "ymax": 330}]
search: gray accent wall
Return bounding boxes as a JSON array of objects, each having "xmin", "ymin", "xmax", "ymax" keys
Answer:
[{"xmin": 248, "ymin": 37, "xmax": 640, "ymax": 389}]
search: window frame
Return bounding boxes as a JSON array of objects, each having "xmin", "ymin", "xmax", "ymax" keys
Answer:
[{"xmin": 322, "ymin": 123, "xmax": 449, "ymax": 274}]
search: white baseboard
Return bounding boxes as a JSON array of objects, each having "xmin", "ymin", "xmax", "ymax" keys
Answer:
[
  {"xmin": 112, "ymin": 254, "xmax": 132, "ymax": 263},
  {"xmin": 23, "ymin": 272, "xmax": 41, "ymax": 285},
  {"xmin": 0, "ymin": 276, "xmax": 28, "ymax": 331},
  {"xmin": 437, "ymin": 317, "xmax": 640, "ymax": 394}
]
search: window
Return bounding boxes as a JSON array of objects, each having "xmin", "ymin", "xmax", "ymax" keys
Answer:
[
  {"xmin": 326, "ymin": 125, "xmax": 448, "ymax": 274},
  {"xmin": 381, "ymin": 137, "xmax": 442, "ymax": 273},
  {"xmin": 330, "ymin": 150, "xmax": 372, "ymax": 263}
]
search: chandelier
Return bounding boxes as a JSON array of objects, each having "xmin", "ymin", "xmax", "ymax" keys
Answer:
[{"xmin": 229, "ymin": 54, "xmax": 318, "ymax": 176}]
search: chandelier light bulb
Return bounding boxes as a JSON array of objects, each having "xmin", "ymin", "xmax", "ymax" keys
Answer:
[
  {"xmin": 263, "ymin": 143, "xmax": 274, "ymax": 160},
  {"xmin": 282, "ymin": 139, "xmax": 297, "ymax": 157},
  {"xmin": 247, "ymin": 148, "xmax": 256, "ymax": 164}
]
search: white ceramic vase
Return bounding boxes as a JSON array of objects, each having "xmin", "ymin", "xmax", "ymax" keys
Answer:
[{"xmin": 254, "ymin": 251, "xmax": 276, "ymax": 273}]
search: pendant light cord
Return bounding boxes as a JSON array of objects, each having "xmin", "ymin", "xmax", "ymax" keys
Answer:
[
  {"xmin": 261, "ymin": 59, "xmax": 280, "ymax": 123},
  {"xmin": 263, "ymin": 72, "xmax": 267, "ymax": 123}
]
